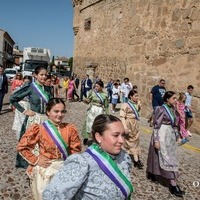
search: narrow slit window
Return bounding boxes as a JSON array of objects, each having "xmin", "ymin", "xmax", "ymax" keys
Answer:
[{"xmin": 84, "ymin": 18, "xmax": 91, "ymax": 30}]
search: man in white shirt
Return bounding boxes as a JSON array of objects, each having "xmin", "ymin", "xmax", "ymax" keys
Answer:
[
  {"xmin": 121, "ymin": 78, "xmax": 133, "ymax": 103},
  {"xmin": 111, "ymin": 82, "xmax": 120, "ymax": 113},
  {"xmin": 185, "ymin": 85, "xmax": 194, "ymax": 136},
  {"xmin": 83, "ymin": 74, "xmax": 92, "ymax": 98}
]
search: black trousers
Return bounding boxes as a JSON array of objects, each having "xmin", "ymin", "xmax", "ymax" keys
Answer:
[
  {"xmin": 0, "ymin": 90, "xmax": 5, "ymax": 111},
  {"xmin": 73, "ymin": 89, "xmax": 79, "ymax": 100},
  {"xmin": 83, "ymin": 88, "xmax": 91, "ymax": 98}
]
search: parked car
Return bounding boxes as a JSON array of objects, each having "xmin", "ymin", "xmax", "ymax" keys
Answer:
[
  {"xmin": 4, "ymin": 68, "xmax": 18, "ymax": 84},
  {"xmin": 13, "ymin": 65, "xmax": 21, "ymax": 72}
]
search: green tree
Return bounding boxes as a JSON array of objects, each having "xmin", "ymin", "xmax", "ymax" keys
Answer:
[
  {"xmin": 68, "ymin": 57, "xmax": 73, "ymax": 71},
  {"xmin": 49, "ymin": 56, "xmax": 55, "ymax": 72}
]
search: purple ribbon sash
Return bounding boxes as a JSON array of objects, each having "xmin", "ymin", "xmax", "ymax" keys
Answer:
[
  {"xmin": 86, "ymin": 144, "xmax": 133, "ymax": 199},
  {"xmin": 31, "ymin": 82, "xmax": 49, "ymax": 104},
  {"xmin": 43, "ymin": 121, "xmax": 69, "ymax": 160}
]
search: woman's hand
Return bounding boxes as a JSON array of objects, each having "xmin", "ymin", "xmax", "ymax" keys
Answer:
[
  {"xmin": 37, "ymin": 156, "xmax": 52, "ymax": 168},
  {"xmin": 24, "ymin": 110, "xmax": 36, "ymax": 116},
  {"xmin": 154, "ymin": 141, "xmax": 160, "ymax": 149}
]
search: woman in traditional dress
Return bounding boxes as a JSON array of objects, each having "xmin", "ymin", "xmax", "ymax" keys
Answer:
[
  {"xmin": 43, "ymin": 114, "xmax": 134, "ymax": 200},
  {"xmin": 10, "ymin": 66, "xmax": 52, "ymax": 168},
  {"xmin": 146, "ymin": 91, "xmax": 185, "ymax": 197},
  {"xmin": 17, "ymin": 98, "xmax": 81, "ymax": 200},
  {"xmin": 67, "ymin": 76, "xmax": 75, "ymax": 101},
  {"xmin": 120, "ymin": 90, "xmax": 143, "ymax": 169},
  {"xmin": 82, "ymin": 80, "xmax": 109, "ymax": 145},
  {"xmin": 12, "ymin": 75, "xmax": 32, "ymax": 140}
]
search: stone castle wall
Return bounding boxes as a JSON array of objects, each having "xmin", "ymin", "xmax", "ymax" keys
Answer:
[{"xmin": 72, "ymin": 0, "xmax": 200, "ymax": 134}]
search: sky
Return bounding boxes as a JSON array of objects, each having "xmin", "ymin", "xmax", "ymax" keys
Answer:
[{"xmin": 0, "ymin": 0, "xmax": 74, "ymax": 58}]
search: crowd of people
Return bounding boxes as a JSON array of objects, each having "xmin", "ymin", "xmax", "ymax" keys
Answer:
[{"xmin": 0, "ymin": 64, "xmax": 195, "ymax": 199}]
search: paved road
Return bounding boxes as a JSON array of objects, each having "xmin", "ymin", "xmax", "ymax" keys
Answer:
[{"xmin": 0, "ymin": 91, "xmax": 199, "ymax": 200}]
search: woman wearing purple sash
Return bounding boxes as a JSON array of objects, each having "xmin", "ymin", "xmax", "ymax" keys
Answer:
[
  {"xmin": 146, "ymin": 91, "xmax": 185, "ymax": 197},
  {"xmin": 82, "ymin": 80, "xmax": 108, "ymax": 145},
  {"xmin": 10, "ymin": 66, "xmax": 52, "ymax": 168},
  {"xmin": 43, "ymin": 114, "xmax": 134, "ymax": 200},
  {"xmin": 120, "ymin": 90, "xmax": 143, "ymax": 169},
  {"xmin": 17, "ymin": 98, "xmax": 81, "ymax": 200}
]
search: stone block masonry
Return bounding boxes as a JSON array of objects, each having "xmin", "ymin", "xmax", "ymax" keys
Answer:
[{"xmin": 72, "ymin": 0, "xmax": 200, "ymax": 134}]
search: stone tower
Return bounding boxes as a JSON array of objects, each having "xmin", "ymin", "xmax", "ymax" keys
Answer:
[{"xmin": 72, "ymin": 0, "xmax": 200, "ymax": 134}]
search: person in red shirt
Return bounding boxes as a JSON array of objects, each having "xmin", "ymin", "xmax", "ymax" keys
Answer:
[{"xmin": 11, "ymin": 73, "xmax": 24, "ymax": 92}]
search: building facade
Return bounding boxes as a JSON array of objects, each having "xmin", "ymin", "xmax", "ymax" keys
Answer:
[
  {"xmin": 54, "ymin": 56, "xmax": 69, "ymax": 67},
  {"xmin": 13, "ymin": 47, "xmax": 23, "ymax": 66},
  {"xmin": 54, "ymin": 56, "xmax": 72, "ymax": 76},
  {"xmin": 72, "ymin": 0, "xmax": 200, "ymax": 134},
  {"xmin": 0, "ymin": 29, "xmax": 15, "ymax": 68}
]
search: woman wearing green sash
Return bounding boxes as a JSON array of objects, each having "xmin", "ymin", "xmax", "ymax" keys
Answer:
[
  {"xmin": 43, "ymin": 114, "xmax": 134, "ymax": 200},
  {"xmin": 120, "ymin": 90, "xmax": 143, "ymax": 169},
  {"xmin": 82, "ymin": 80, "xmax": 109, "ymax": 145},
  {"xmin": 17, "ymin": 98, "xmax": 81, "ymax": 200},
  {"xmin": 147, "ymin": 91, "xmax": 185, "ymax": 197},
  {"xmin": 10, "ymin": 66, "xmax": 52, "ymax": 168}
]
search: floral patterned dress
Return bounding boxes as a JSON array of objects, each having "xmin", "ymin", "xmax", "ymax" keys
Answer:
[{"xmin": 43, "ymin": 150, "xmax": 132, "ymax": 200}]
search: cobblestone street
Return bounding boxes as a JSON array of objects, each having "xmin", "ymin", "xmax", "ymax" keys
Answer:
[{"xmin": 0, "ymin": 92, "xmax": 199, "ymax": 200}]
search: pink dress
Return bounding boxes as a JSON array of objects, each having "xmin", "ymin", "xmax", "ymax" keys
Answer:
[
  {"xmin": 176, "ymin": 101, "xmax": 188, "ymax": 138},
  {"xmin": 67, "ymin": 80, "xmax": 75, "ymax": 100}
]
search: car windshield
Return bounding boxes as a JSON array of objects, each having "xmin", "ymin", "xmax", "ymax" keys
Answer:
[{"xmin": 4, "ymin": 70, "xmax": 17, "ymax": 74}]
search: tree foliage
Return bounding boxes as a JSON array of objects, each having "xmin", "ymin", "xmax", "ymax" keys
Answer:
[
  {"xmin": 68, "ymin": 57, "xmax": 73, "ymax": 71},
  {"xmin": 49, "ymin": 56, "xmax": 55, "ymax": 72},
  {"xmin": 68, "ymin": 57, "xmax": 73, "ymax": 67},
  {"xmin": 50, "ymin": 56, "xmax": 55, "ymax": 67}
]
